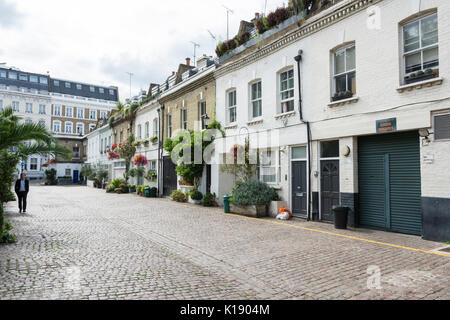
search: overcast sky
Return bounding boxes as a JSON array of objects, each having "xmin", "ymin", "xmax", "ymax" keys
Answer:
[{"xmin": 0, "ymin": 0, "xmax": 286, "ymax": 101}]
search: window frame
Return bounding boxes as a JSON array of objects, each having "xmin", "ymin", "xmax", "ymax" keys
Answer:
[
  {"xmin": 250, "ymin": 80, "xmax": 263, "ymax": 119},
  {"xmin": 77, "ymin": 108, "xmax": 84, "ymax": 119},
  {"xmin": 65, "ymin": 121, "xmax": 73, "ymax": 134},
  {"xmin": 145, "ymin": 122, "xmax": 150, "ymax": 138},
  {"xmin": 54, "ymin": 105, "xmax": 61, "ymax": 116},
  {"xmin": 332, "ymin": 44, "xmax": 356, "ymax": 95},
  {"xmin": 226, "ymin": 89, "xmax": 237, "ymax": 125},
  {"xmin": 12, "ymin": 101, "xmax": 20, "ymax": 112},
  {"xmin": 401, "ymin": 12, "xmax": 439, "ymax": 79},
  {"xmin": 137, "ymin": 124, "xmax": 142, "ymax": 140},
  {"xmin": 153, "ymin": 118, "xmax": 159, "ymax": 138},
  {"xmin": 167, "ymin": 114, "xmax": 172, "ymax": 138},
  {"xmin": 39, "ymin": 104, "xmax": 46, "ymax": 115},
  {"xmin": 433, "ymin": 112, "xmax": 450, "ymax": 142},
  {"xmin": 76, "ymin": 123, "xmax": 84, "ymax": 135},
  {"xmin": 65, "ymin": 107, "xmax": 73, "ymax": 118},
  {"xmin": 53, "ymin": 120, "xmax": 61, "ymax": 133},
  {"xmin": 258, "ymin": 148, "xmax": 280, "ymax": 185},
  {"xmin": 181, "ymin": 108, "xmax": 187, "ymax": 130},
  {"xmin": 89, "ymin": 109, "xmax": 97, "ymax": 120},
  {"xmin": 25, "ymin": 103, "xmax": 33, "ymax": 113},
  {"xmin": 279, "ymin": 69, "xmax": 295, "ymax": 114}
]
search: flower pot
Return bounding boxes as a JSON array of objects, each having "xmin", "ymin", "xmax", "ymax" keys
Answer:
[
  {"xmin": 404, "ymin": 73, "xmax": 436, "ymax": 84},
  {"xmin": 230, "ymin": 204, "xmax": 268, "ymax": 218}
]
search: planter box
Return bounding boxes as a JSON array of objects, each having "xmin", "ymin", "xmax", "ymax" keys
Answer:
[
  {"xmin": 268, "ymin": 201, "xmax": 288, "ymax": 218},
  {"xmin": 180, "ymin": 185, "xmax": 195, "ymax": 194},
  {"xmin": 404, "ymin": 73, "xmax": 436, "ymax": 84},
  {"xmin": 230, "ymin": 204, "xmax": 267, "ymax": 218},
  {"xmin": 188, "ymin": 197, "xmax": 202, "ymax": 205}
]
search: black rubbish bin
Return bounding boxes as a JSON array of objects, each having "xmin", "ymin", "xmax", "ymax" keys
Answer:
[{"xmin": 333, "ymin": 206, "xmax": 349, "ymax": 230}]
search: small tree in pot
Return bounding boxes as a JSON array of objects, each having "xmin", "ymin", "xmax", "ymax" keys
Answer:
[{"xmin": 230, "ymin": 180, "xmax": 278, "ymax": 218}]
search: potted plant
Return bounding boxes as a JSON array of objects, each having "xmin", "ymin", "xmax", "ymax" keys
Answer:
[
  {"xmin": 170, "ymin": 190, "xmax": 186, "ymax": 203},
  {"xmin": 189, "ymin": 189, "xmax": 203, "ymax": 205},
  {"xmin": 145, "ymin": 169, "xmax": 157, "ymax": 182},
  {"xmin": 150, "ymin": 136, "xmax": 158, "ymax": 144},
  {"xmin": 128, "ymin": 185, "xmax": 136, "ymax": 193},
  {"xmin": 404, "ymin": 68, "xmax": 437, "ymax": 84},
  {"xmin": 201, "ymin": 192, "xmax": 218, "ymax": 207},
  {"xmin": 229, "ymin": 180, "xmax": 278, "ymax": 218},
  {"xmin": 332, "ymin": 90, "xmax": 353, "ymax": 102}
]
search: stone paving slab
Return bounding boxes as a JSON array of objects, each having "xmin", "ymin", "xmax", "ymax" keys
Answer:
[{"xmin": 0, "ymin": 186, "xmax": 449, "ymax": 300}]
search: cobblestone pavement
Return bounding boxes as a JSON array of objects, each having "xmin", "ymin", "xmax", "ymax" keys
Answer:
[{"xmin": 1, "ymin": 186, "xmax": 449, "ymax": 300}]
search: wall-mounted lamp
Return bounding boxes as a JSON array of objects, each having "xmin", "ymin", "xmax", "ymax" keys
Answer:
[
  {"xmin": 201, "ymin": 114, "xmax": 211, "ymax": 127},
  {"xmin": 341, "ymin": 146, "xmax": 351, "ymax": 157},
  {"xmin": 419, "ymin": 128, "xmax": 431, "ymax": 145}
]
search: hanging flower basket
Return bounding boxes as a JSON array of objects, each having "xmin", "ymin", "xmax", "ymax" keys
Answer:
[{"xmin": 134, "ymin": 155, "xmax": 148, "ymax": 166}]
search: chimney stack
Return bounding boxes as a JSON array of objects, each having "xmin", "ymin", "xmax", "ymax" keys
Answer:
[{"xmin": 186, "ymin": 58, "xmax": 191, "ymax": 66}]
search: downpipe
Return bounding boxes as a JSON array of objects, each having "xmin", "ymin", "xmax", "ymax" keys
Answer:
[{"xmin": 294, "ymin": 50, "xmax": 312, "ymax": 222}]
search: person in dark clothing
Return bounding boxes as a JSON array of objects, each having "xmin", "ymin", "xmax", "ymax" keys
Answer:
[{"xmin": 15, "ymin": 173, "xmax": 30, "ymax": 214}]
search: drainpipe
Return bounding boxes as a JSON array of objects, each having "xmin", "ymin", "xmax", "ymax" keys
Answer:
[
  {"xmin": 294, "ymin": 50, "xmax": 312, "ymax": 222},
  {"xmin": 158, "ymin": 105, "xmax": 165, "ymax": 197}
]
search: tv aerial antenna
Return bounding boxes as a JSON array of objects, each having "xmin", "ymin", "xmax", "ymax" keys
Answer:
[
  {"xmin": 222, "ymin": 5, "xmax": 234, "ymax": 40},
  {"xmin": 190, "ymin": 41, "xmax": 200, "ymax": 67}
]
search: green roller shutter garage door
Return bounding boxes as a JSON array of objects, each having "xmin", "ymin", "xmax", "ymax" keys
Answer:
[{"xmin": 358, "ymin": 131, "xmax": 422, "ymax": 235}]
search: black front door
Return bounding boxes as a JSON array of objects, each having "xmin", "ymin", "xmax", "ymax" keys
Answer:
[
  {"xmin": 320, "ymin": 160, "xmax": 340, "ymax": 222},
  {"xmin": 163, "ymin": 156, "xmax": 177, "ymax": 196},
  {"xmin": 206, "ymin": 164, "xmax": 212, "ymax": 193},
  {"xmin": 292, "ymin": 161, "xmax": 307, "ymax": 217}
]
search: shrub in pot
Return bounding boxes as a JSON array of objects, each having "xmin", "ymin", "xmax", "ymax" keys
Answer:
[
  {"xmin": 171, "ymin": 190, "xmax": 186, "ymax": 203},
  {"xmin": 231, "ymin": 180, "xmax": 278, "ymax": 217},
  {"xmin": 202, "ymin": 192, "xmax": 216, "ymax": 207},
  {"xmin": 189, "ymin": 189, "xmax": 203, "ymax": 204}
]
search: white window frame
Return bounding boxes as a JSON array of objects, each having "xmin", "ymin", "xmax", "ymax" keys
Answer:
[
  {"xmin": 90, "ymin": 86, "xmax": 95, "ymax": 93},
  {"xmin": 77, "ymin": 108, "xmax": 84, "ymax": 119},
  {"xmin": 90, "ymin": 109, "xmax": 97, "ymax": 120},
  {"xmin": 53, "ymin": 121, "xmax": 61, "ymax": 133},
  {"xmin": 12, "ymin": 101, "xmax": 20, "ymax": 112},
  {"xmin": 402, "ymin": 13, "xmax": 439, "ymax": 79},
  {"xmin": 258, "ymin": 148, "xmax": 280, "ymax": 185},
  {"xmin": 65, "ymin": 121, "xmax": 73, "ymax": 134},
  {"xmin": 137, "ymin": 124, "xmax": 142, "ymax": 140},
  {"xmin": 39, "ymin": 104, "xmax": 46, "ymax": 115},
  {"xmin": 153, "ymin": 118, "xmax": 159, "ymax": 138},
  {"xmin": 65, "ymin": 107, "xmax": 73, "ymax": 118},
  {"xmin": 167, "ymin": 114, "xmax": 172, "ymax": 138},
  {"xmin": 181, "ymin": 108, "xmax": 187, "ymax": 130},
  {"xmin": 226, "ymin": 89, "xmax": 237, "ymax": 125},
  {"xmin": 65, "ymin": 82, "xmax": 71, "ymax": 88},
  {"xmin": 76, "ymin": 123, "xmax": 84, "ymax": 135},
  {"xmin": 332, "ymin": 44, "xmax": 356, "ymax": 95},
  {"xmin": 25, "ymin": 103, "xmax": 33, "ymax": 113},
  {"xmin": 199, "ymin": 101, "xmax": 207, "ymax": 130},
  {"xmin": 54, "ymin": 105, "xmax": 61, "ymax": 116},
  {"xmin": 30, "ymin": 158, "xmax": 38, "ymax": 171},
  {"xmin": 38, "ymin": 119, "xmax": 46, "ymax": 128},
  {"xmin": 145, "ymin": 122, "xmax": 150, "ymax": 138},
  {"xmin": 279, "ymin": 69, "xmax": 295, "ymax": 114},
  {"xmin": 89, "ymin": 124, "xmax": 96, "ymax": 133},
  {"xmin": 250, "ymin": 80, "xmax": 262, "ymax": 119},
  {"xmin": 100, "ymin": 111, "xmax": 107, "ymax": 119}
]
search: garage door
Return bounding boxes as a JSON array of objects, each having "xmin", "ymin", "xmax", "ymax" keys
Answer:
[{"xmin": 358, "ymin": 131, "xmax": 422, "ymax": 235}]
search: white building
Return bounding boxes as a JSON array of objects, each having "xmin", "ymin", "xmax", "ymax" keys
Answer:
[
  {"xmin": 0, "ymin": 66, "xmax": 52, "ymax": 179},
  {"xmin": 132, "ymin": 96, "xmax": 160, "ymax": 188},
  {"xmin": 213, "ymin": 0, "xmax": 450, "ymax": 241}
]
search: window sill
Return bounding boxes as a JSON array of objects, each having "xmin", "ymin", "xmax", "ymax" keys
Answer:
[
  {"xmin": 247, "ymin": 119, "xmax": 263, "ymax": 126},
  {"xmin": 224, "ymin": 124, "xmax": 238, "ymax": 130},
  {"xmin": 397, "ymin": 77, "xmax": 443, "ymax": 93},
  {"xmin": 274, "ymin": 111, "xmax": 296, "ymax": 120},
  {"xmin": 328, "ymin": 96, "xmax": 359, "ymax": 107}
]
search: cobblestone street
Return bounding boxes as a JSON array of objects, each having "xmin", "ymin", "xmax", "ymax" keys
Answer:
[{"xmin": 0, "ymin": 186, "xmax": 449, "ymax": 300}]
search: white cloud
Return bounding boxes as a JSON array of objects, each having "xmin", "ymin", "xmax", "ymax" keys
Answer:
[{"xmin": 0, "ymin": 0, "xmax": 285, "ymax": 100}]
